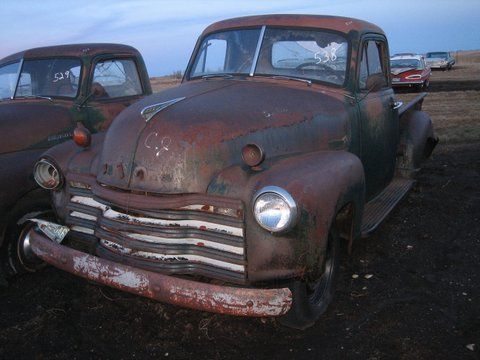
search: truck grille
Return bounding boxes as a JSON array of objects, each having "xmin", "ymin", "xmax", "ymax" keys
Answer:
[{"xmin": 64, "ymin": 185, "xmax": 246, "ymax": 283}]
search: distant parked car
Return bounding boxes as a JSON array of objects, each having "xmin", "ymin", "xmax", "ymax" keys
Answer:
[
  {"xmin": 425, "ymin": 51, "xmax": 455, "ymax": 70},
  {"xmin": 390, "ymin": 54, "xmax": 431, "ymax": 90},
  {"xmin": 391, "ymin": 52, "xmax": 416, "ymax": 57}
]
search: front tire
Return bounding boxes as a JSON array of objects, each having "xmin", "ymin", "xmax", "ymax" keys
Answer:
[
  {"xmin": 1, "ymin": 192, "xmax": 52, "ymax": 278},
  {"xmin": 279, "ymin": 229, "xmax": 340, "ymax": 329}
]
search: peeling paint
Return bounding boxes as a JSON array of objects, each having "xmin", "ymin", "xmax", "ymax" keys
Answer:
[{"xmin": 72, "ymin": 253, "xmax": 151, "ymax": 291}]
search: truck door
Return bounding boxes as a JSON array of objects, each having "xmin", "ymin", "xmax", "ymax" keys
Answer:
[
  {"xmin": 356, "ymin": 37, "xmax": 399, "ymax": 200},
  {"xmin": 85, "ymin": 57, "xmax": 146, "ymax": 132}
]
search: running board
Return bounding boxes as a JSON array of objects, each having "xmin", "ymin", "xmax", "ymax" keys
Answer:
[{"xmin": 361, "ymin": 178, "xmax": 415, "ymax": 237}]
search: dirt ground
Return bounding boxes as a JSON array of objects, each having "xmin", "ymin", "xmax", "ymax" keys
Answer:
[{"xmin": 1, "ymin": 57, "xmax": 479, "ymax": 360}]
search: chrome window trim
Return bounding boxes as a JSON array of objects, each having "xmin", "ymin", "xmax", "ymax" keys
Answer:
[
  {"xmin": 11, "ymin": 58, "xmax": 23, "ymax": 99},
  {"xmin": 249, "ymin": 25, "xmax": 266, "ymax": 77}
]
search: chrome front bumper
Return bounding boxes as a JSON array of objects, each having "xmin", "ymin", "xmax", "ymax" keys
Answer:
[
  {"xmin": 392, "ymin": 80, "xmax": 424, "ymax": 86},
  {"xmin": 28, "ymin": 228, "xmax": 292, "ymax": 317}
]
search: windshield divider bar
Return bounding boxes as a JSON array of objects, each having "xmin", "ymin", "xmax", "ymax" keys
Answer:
[
  {"xmin": 11, "ymin": 58, "xmax": 24, "ymax": 100},
  {"xmin": 249, "ymin": 25, "xmax": 266, "ymax": 77}
]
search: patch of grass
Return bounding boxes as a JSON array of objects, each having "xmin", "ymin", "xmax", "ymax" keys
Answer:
[{"xmin": 397, "ymin": 90, "xmax": 480, "ymax": 144}]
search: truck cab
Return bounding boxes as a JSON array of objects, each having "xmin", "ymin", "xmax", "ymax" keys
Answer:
[
  {"xmin": 26, "ymin": 16, "xmax": 436, "ymax": 329},
  {"xmin": 0, "ymin": 43, "xmax": 151, "ymax": 278}
]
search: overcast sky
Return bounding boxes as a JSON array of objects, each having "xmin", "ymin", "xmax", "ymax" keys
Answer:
[{"xmin": 0, "ymin": 0, "xmax": 479, "ymax": 76}]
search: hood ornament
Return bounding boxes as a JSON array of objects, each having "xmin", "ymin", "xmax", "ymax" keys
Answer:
[{"xmin": 140, "ymin": 97, "xmax": 186, "ymax": 122}]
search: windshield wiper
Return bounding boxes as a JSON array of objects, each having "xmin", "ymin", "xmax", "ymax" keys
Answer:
[
  {"xmin": 201, "ymin": 74, "xmax": 234, "ymax": 80},
  {"xmin": 15, "ymin": 95, "xmax": 53, "ymax": 102},
  {"xmin": 271, "ymin": 75, "xmax": 312, "ymax": 86}
]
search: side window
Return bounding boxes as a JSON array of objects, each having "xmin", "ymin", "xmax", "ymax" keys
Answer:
[
  {"xmin": 359, "ymin": 45, "xmax": 368, "ymax": 89},
  {"xmin": 366, "ymin": 41, "xmax": 383, "ymax": 75},
  {"xmin": 359, "ymin": 40, "xmax": 388, "ymax": 90},
  {"xmin": 92, "ymin": 59, "xmax": 143, "ymax": 99},
  {"xmin": 16, "ymin": 73, "xmax": 32, "ymax": 96}
]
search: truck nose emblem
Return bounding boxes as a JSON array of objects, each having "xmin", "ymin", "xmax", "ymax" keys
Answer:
[{"xmin": 140, "ymin": 97, "xmax": 186, "ymax": 122}]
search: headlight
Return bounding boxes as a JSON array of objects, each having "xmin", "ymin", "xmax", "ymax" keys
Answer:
[
  {"xmin": 34, "ymin": 158, "xmax": 63, "ymax": 190},
  {"xmin": 253, "ymin": 186, "xmax": 297, "ymax": 232}
]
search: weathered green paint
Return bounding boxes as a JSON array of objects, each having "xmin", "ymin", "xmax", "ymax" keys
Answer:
[{"xmin": 40, "ymin": 16, "xmax": 435, "ymax": 294}]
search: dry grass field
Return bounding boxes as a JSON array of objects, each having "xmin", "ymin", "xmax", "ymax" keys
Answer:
[
  {"xmin": 397, "ymin": 90, "xmax": 480, "ymax": 143},
  {"xmin": 0, "ymin": 51, "xmax": 479, "ymax": 360},
  {"xmin": 150, "ymin": 76, "xmax": 181, "ymax": 92}
]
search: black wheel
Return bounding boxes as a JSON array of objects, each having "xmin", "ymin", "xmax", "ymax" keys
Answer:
[
  {"xmin": 279, "ymin": 229, "xmax": 340, "ymax": 329},
  {"xmin": 0, "ymin": 191, "xmax": 52, "ymax": 278},
  {"xmin": 423, "ymin": 80, "xmax": 430, "ymax": 89}
]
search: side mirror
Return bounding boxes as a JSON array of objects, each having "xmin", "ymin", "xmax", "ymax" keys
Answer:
[
  {"xmin": 366, "ymin": 73, "xmax": 387, "ymax": 92},
  {"xmin": 90, "ymin": 82, "xmax": 107, "ymax": 99},
  {"xmin": 76, "ymin": 82, "xmax": 108, "ymax": 109}
]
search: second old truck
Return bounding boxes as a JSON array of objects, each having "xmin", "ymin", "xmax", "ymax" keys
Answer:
[
  {"xmin": 27, "ymin": 15, "xmax": 437, "ymax": 329},
  {"xmin": 0, "ymin": 44, "xmax": 151, "ymax": 279}
]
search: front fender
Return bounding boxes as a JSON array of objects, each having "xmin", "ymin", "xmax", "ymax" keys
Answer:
[
  {"xmin": 208, "ymin": 150, "xmax": 365, "ymax": 283},
  {"xmin": 40, "ymin": 132, "xmax": 105, "ymax": 176},
  {"xmin": 397, "ymin": 110, "xmax": 437, "ymax": 177}
]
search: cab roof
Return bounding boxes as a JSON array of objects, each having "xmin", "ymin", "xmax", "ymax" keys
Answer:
[
  {"xmin": 202, "ymin": 14, "xmax": 384, "ymax": 37},
  {"xmin": 0, "ymin": 43, "xmax": 140, "ymax": 66}
]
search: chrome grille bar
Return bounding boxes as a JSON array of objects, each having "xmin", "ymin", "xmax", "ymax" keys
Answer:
[{"xmin": 66, "ymin": 191, "xmax": 246, "ymax": 282}]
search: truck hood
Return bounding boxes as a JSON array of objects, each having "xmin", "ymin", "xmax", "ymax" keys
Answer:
[
  {"xmin": 391, "ymin": 67, "xmax": 417, "ymax": 76},
  {"xmin": 96, "ymin": 79, "xmax": 348, "ymax": 194}
]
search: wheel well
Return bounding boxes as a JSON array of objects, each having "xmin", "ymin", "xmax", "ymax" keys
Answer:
[
  {"xmin": 0, "ymin": 188, "xmax": 50, "ymax": 248},
  {"xmin": 334, "ymin": 202, "xmax": 355, "ymax": 254},
  {"xmin": 424, "ymin": 136, "xmax": 439, "ymax": 159}
]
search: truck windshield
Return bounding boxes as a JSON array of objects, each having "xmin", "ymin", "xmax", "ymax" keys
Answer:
[
  {"xmin": 15, "ymin": 58, "xmax": 82, "ymax": 99},
  {"xmin": 391, "ymin": 59, "xmax": 421, "ymax": 69},
  {"xmin": 0, "ymin": 61, "xmax": 21, "ymax": 100},
  {"xmin": 189, "ymin": 27, "xmax": 349, "ymax": 86},
  {"xmin": 426, "ymin": 52, "xmax": 448, "ymax": 59}
]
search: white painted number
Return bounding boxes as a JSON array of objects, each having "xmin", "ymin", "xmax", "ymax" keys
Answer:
[
  {"xmin": 314, "ymin": 44, "xmax": 341, "ymax": 64},
  {"xmin": 53, "ymin": 71, "xmax": 70, "ymax": 82}
]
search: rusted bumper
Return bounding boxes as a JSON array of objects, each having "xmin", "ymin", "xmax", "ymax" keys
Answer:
[{"xmin": 28, "ymin": 230, "xmax": 292, "ymax": 317}]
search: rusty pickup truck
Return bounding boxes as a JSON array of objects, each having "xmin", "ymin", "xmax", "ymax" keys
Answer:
[
  {"xmin": 27, "ymin": 15, "xmax": 437, "ymax": 329},
  {"xmin": 0, "ymin": 44, "xmax": 151, "ymax": 279}
]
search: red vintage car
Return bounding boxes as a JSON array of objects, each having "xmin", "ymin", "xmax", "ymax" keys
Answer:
[{"xmin": 390, "ymin": 55, "xmax": 431, "ymax": 90}]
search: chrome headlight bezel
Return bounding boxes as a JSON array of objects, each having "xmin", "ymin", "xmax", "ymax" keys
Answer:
[
  {"xmin": 252, "ymin": 186, "xmax": 298, "ymax": 233},
  {"xmin": 34, "ymin": 158, "xmax": 63, "ymax": 190}
]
